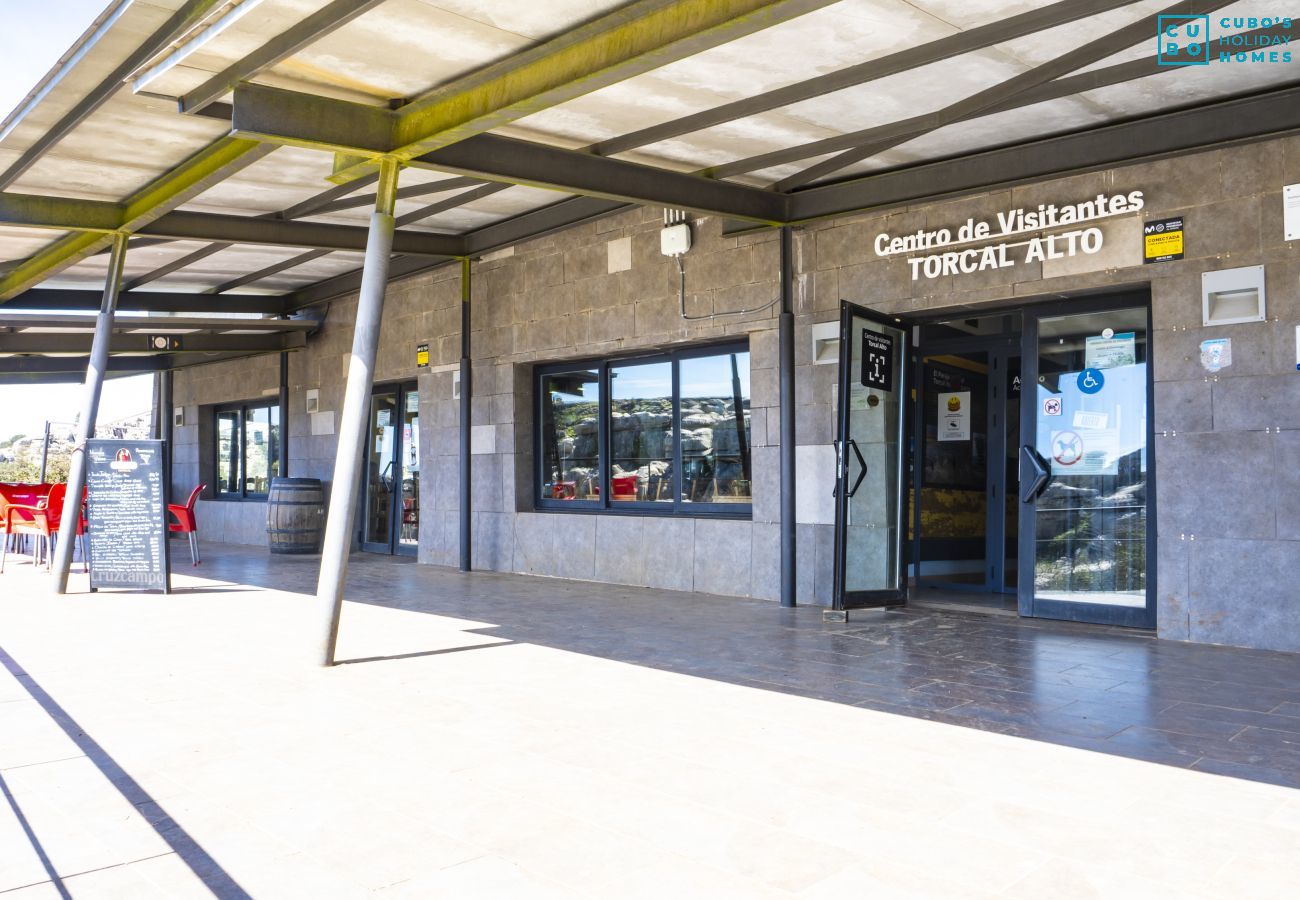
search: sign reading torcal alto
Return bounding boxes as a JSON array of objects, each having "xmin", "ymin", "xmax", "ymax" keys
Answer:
[{"xmin": 876, "ymin": 191, "xmax": 1146, "ymax": 280}]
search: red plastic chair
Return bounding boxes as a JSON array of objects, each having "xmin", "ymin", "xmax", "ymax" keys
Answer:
[
  {"xmin": 1, "ymin": 483, "xmax": 82, "ymax": 573},
  {"xmin": 168, "ymin": 483, "xmax": 205, "ymax": 566},
  {"xmin": 611, "ymin": 475, "xmax": 638, "ymax": 502}
]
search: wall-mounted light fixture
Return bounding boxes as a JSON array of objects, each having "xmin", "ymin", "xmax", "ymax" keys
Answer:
[{"xmin": 1202, "ymin": 265, "xmax": 1266, "ymax": 326}]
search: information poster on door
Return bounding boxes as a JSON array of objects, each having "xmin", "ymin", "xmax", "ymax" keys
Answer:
[
  {"xmin": 1085, "ymin": 332, "xmax": 1135, "ymax": 369},
  {"xmin": 1049, "ymin": 428, "xmax": 1120, "ymax": 476},
  {"xmin": 85, "ymin": 439, "xmax": 170, "ymax": 593},
  {"xmin": 937, "ymin": 391, "xmax": 970, "ymax": 442}
]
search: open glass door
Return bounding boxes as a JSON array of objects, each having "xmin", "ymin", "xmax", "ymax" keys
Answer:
[
  {"xmin": 833, "ymin": 302, "xmax": 910, "ymax": 612},
  {"xmin": 1018, "ymin": 301, "xmax": 1154, "ymax": 627},
  {"xmin": 361, "ymin": 382, "xmax": 419, "ymax": 556}
]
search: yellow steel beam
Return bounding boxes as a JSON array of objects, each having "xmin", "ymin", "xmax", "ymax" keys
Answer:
[
  {"xmin": 0, "ymin": 193, "xmax": 123, "ymax": 231},
  {"xmin": 0, "ymin": 137, "xmax": 274, "ymax": 301},
  {"xmin": 232, "ymin": 0, "xmax": 837, "ymax": 183}
]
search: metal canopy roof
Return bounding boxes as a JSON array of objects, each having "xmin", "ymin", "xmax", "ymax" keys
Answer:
[{"xmin": 0, "ymin": 0, "xmax": 1297, "ymax": 334}]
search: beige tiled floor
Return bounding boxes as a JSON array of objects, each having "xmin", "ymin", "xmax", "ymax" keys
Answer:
[{"xmin": 1, "ymin": 558, "xmax": 1297, "ymax": 898}]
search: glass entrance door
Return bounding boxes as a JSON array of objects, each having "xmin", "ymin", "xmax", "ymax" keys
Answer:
[
  {"xmin": 361, "ymin": 382, "xmax": 419, "ymax": 556},
  {"xmin": 833, "ymin": 302, "xmax": 910, "ymax": 611},
  {"xmin": 1018, "ymin": 301, "xmax": 1153, "ymax": 627}
]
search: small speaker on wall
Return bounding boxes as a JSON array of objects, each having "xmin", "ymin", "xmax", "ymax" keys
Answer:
[
  {"xmin": 306, "ymin": 389, "xmax": 319, "ymax": 413},
  {"xmin": 173, "ymin": 406, "xmax": 184, "ymax": 427}
]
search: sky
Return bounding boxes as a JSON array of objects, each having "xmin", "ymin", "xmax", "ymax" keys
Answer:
[{"xmin": 0, "ymin": 1, "xmax": 155, "ymax": 438}]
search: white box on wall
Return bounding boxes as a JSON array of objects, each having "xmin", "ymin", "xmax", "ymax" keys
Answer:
[
  {"xmin": 811, "ymin": 321, "xmax": 839, "ymax": 365},
  {"xmin": 306, "ymin": 389, "xmax": 319, "ymax": 413},
  {"xmin": 1202, "ymin": 266, "xmax": 1266, "ymax": 326}
]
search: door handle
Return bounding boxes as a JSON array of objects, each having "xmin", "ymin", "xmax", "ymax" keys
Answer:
[
  {"xmin": 846, "ymin": 438, "xmax": 868, "ymax": 499},
  {"xmin": 1019, "ymin": 445, "xmax": 1050, "ymax": 503}
]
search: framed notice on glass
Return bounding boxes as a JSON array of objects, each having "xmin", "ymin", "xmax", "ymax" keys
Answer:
[{"xmin": 85, "ymin": 439, "xmax": 171, "ymax": 593}]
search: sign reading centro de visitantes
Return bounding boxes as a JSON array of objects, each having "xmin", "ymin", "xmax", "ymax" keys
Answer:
[
  {"xmin": 875, "ymin": 191, "xmax": 1146, "ymax": 281},
  {"xmin": 85, "ymin": 439, "xmax": 171, "ymax": 593}
]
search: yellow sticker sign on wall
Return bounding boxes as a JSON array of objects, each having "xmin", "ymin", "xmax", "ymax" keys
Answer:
[
  {"xmin": 416, "ymin": 342, "xmax": 429, "ymax": 367},
  {"xmin": 1143, "ymin": 217, "xmax": 1184, "ymax": 263}
]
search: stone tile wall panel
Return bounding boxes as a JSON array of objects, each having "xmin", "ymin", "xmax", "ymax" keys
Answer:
[{"xmin": 169, "ymin": 136, "xmax": 1300, "ymax": 651}]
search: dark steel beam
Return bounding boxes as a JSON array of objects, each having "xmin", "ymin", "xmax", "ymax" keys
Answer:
[
  {"xmin": 284, "ymin": 254, "xmax": 448, "ymax": 309},
  {"xmin": 0, "ymin": 0, "xmax": 228, "ymax": 189},
  {"xmin": 278, "ymin": 174, "xmax": 380, "ymax": 219},
  {"xmin": 281, "ymin": 195, "xmax": 631, "ymax": 310},
  {"xmin": 459, "ymin": 257, "xmax": 471, "ymax": 573},
  {"xmin": 461, "ymin": 196, "xmax": 629, "ymax": 258},
  {"xmin": 4, "ymin": 287, "xmax": 286, "ymax": 314},
  {"xmin": 587, "ymin": 0, "xmax": 1141, "ymax": 159},
  {"xmin": 412, "ymin": 134, "xmax": 786, "ymax": 223},
  {"xmin": 309, "ymin": 176, "xmax": 484, "ymax": 216},
  {"xmin": 0, "ymin": 332, "xmax": 304, "ymax": 354},
  {"xmin": 396, "ymin": 183, "xmax": 508, "ymax": 227},
  {"xmin": 0, "ymin": 137, "xmax": 276, "ymax": 301},
  {"xmin": 0, "ymin": 313, "xmax": 312, "ymax": 332},
  {"xmin": 778, "ymin": 226, "xmax": 795, "ymax": 608},
  {"xmin": 777, "ymin": 0, "xmax": 1235, "ymax": 189},
  {"xmin": 138, "ymin": 210, "xmax": 464, "ymax": 255},
  {"xmin": 211, "ymin": 249, "xmax": 330, "ymax": 293},
  {"xmin": 124, "ymin": 172, "xmax": 379, "ymax": 289},
  {"xmin": 704, "ymin": 39, "xmax": 1297, "ymax": 180},
  {"xmin": 123, "ymin": 242, "xmax": 231, "ymax": 291},
  {"xmin": 788, "ymin": 84, "xmax": 1300, "ymax": 223},
  {"xmin": 231, "ymin": 84, "xmax": 788, "ymax": 223},
  {"xmin": 179, "ymin": 0, "xmax": 388, "ymax": 114},
  {"xmin": 0, "ymin": 356, "xmax": 169, "ymax": 376}
]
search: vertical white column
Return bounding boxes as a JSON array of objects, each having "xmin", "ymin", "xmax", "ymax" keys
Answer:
[
  {"xmin": 51, "ymin": 232, "xmax": 128, "ymax": 594},
  {"xmin": 318, "ymin": 158, "xmax": 400, "ymax": 666}
]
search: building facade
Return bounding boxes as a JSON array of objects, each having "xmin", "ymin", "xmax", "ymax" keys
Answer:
[{"xmin": 171, "ymin": 133, "xmax": 1300, "ymax": 653}]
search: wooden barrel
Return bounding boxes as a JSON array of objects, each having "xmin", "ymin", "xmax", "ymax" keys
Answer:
[{"xmin": 266, "ymin": 477, "xmax": 324, "ymax": 554}]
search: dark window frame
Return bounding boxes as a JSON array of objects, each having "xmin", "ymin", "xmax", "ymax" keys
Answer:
[
  {"xmin": 211, "ymin": 398, "xmax": 282, "ymax": 501},
  {"xmin": 534, "ymin": 340, "xmax": 752, "ymax": 519}
]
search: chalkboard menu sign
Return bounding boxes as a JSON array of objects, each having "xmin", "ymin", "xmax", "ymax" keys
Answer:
[{"xmin": 85, "ymin": 439, "xmax": 170, "ymax": 592}]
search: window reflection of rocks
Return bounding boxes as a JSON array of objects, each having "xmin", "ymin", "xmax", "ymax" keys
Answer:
[
  {"xmin": 679, "ymin": 352, "xmax": 750, "ymax": 504},
  {"xmin": 541, "ymin": 369, "xmax": 600, "ymax": 500},
  {"xmin": 611, "ymin": 361, "xmax": 673, "ymax": 502}
]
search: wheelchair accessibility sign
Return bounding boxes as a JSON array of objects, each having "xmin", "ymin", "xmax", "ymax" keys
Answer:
[{"xmin": 1077, "ymin": 368, "xmax": 1105, "ymax": 394}]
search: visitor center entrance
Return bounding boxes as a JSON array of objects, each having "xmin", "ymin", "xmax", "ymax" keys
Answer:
[{"xmin": 832, "ymin": 293, "xmax": 1155, "ymax": 629}]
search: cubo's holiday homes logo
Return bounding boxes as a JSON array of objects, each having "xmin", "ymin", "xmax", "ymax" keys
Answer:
[{"xmin": 1158, "ymin": 14, "xmax": 1294, "ymax": 66}]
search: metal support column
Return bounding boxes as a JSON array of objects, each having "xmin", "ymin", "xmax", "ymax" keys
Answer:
[
  {"xmin": 779, "ymin": 227, "xmax": 796, "ymax": 608},
  {"xmin": 459, "ymin": 257, "xmax": 472, "ymax": 572},
  {"xmin": 52, "ymin": 232, "xmax": 128, "ymax": 594},
  {"xmin": 278, "ymin": 351, "xmax": 290, "ymax": 477},
  {"xmin": 37, "ymin": 421, "xmax": 51, "ymax": 484},
  {"xmin": 151, "ymin": 373, "xmax": 163, "ymax": 439},
  {"xmin": 161, "ymin": 371, "xmax": 173, "ymax": 498},
  {"xmin": 318, "ymin": 158, "xmax": 400, "ymax": 666}
]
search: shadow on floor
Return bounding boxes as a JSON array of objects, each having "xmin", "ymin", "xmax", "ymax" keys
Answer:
[
  {"xmin": 0, "ymin": 773, "xmax": 71, "ymax": 899},
  {"xmin": 0, "ymin": 644, "xmax": 253, "ymax": 899},
  {"xmin": 179, "ymin": 546, "xmax": 1300, "ymax": 791}
]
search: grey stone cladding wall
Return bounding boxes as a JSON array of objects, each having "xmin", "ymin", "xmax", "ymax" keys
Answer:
[
  {"xmin": 172, "ymin": 207, "xmax": 784, "ymax": 599},
  {"xmin": 173, "ymin": 133, "xmax": 1300, "ymax": 651}
]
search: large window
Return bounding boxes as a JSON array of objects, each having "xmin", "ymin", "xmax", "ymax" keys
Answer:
[
  {"xmin": 536, "ymin": 343, "xmax": 751, "ymax": 516},
  {"xmin": 214, "ymin": 400, "xmax": 281, "ymax": 499}
]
